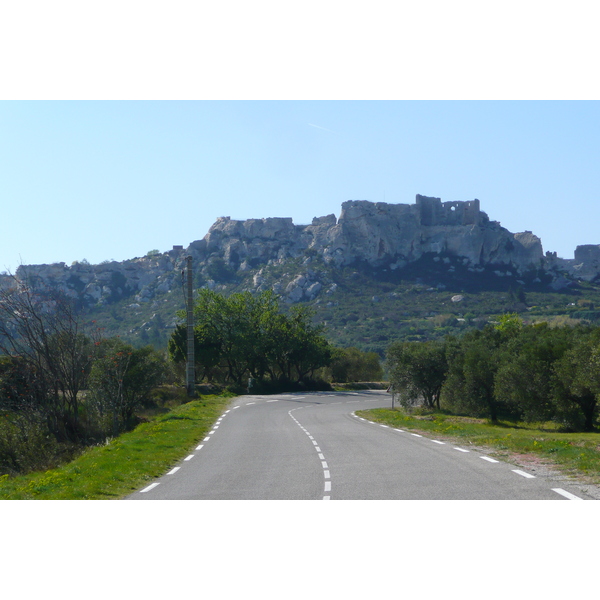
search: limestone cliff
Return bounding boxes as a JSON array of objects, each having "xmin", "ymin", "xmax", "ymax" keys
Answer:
[
  {"xmin": 191, "ymin": 194, "xmax": 544, "ymax": 274},
  {"xmin": 2, "ymin": 194, "xmax": 598, "ymax": 308}
]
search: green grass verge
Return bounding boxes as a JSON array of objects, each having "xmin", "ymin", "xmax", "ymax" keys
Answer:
[
  {"xmin": 0, "ymin": 394, "xmax": 233, "ymax": 500},
  {"xmin": 357, "ymin": 408, "xmax": 600, "ymax": 484}
]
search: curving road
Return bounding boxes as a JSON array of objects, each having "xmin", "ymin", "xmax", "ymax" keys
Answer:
[{"xmin": 127, "ymin": 391, "xmax": 591, "ymax": 500}]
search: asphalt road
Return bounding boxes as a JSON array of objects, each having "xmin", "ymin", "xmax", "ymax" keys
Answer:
[{"xmin": 127, "ymin": 390, "xmax": 592, "ymax": 500}]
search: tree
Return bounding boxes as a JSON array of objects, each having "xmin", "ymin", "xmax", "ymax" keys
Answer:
[
  {"xmin": 551, "ymin": 332, "xmax": 600, "ymax": 431},
  {"xmin": 88, "ymin": 339, "xmax": 168, "ymax": 436},
  {"xmin": 0, "ymin": 277, "xmax": 98, "ymax": 440},
  {"xmin": 327, "ymin": 347, "xmax": 383, "ymax": 383},
  {"xmin": 386, "ymin": 339, "xmax": 448, "ymax": 409},
  {"xmin": 168, "ymin": 323, "xmax": 222, "ymax": 382},
  {"xmin": 169, "ymin": 289, "xmax": 332, "ymax": 390},
  {"xmin": 441, "ymin": 327, "xmax": 506, "ymax": 421},
  {"xmin": 494, "ymin": 323, "xmax": 573, "ymax": 422}
]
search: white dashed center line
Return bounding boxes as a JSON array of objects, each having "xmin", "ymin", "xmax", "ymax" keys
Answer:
[{"xmin": 289, "ymin": 406, "xmax": 332, "ymax": 500}]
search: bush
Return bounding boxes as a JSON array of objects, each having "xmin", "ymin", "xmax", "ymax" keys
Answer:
[
  {"xmin": 87, "ymin": 340, "xmax": 169, "ymax": 437},
  {"xmin": 0, "ymin": 412, "xmax": 68, "ymax": 476}
]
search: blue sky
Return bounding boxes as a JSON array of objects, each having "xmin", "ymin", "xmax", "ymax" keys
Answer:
[{"xmin": 1, "ymin": 100, "xmax": 599, "ymax": 273}]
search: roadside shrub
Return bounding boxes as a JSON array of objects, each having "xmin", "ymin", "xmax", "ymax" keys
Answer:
[
  {"xmin": 0, "ymin": 412, "xmax": 66, "ymax": 476},
  {"xmin": 87, "ymin": 340, "xmax": 169, "ymax": 437}
]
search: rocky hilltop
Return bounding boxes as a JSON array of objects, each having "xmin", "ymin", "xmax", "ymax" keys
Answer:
[
  {"xmin": 3, "ymin": 194, "xmax": 599, "ymax": 309},
  {"xmin": 200, "ymin": 195, "xmax": 544, "ymax": 273}
]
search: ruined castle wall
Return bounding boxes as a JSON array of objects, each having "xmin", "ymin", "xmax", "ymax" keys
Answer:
[{"xmin": 416, "ymin": 194, "xmax": 480, "ymax": 226}]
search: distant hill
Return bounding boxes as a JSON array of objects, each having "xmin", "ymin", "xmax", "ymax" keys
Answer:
[{"xmin": 3, "ymin": 194, "xmax": 600, "ymax": 354}]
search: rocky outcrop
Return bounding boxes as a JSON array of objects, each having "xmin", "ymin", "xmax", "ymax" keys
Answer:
[
  {"xmin": 11, "ymin": 248, "xmax": 187, "ymax": 306},
  {"xmin": 570, "ymin": 245, "xmax": 600, "ymax": 282},
  {"xmin": 3, "ymin": 194, "xmax": 599, "ymax": 308},
  {"xmin": 192, "ymin": 195, "xmax": 544, "ymax": 277}
]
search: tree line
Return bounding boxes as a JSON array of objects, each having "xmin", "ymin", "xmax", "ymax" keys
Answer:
[{"xmin": 387, "ymin": 314, "xmax": 600, "ymax": 431}]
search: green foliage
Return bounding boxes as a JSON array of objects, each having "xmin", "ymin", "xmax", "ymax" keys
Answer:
[
  {"xmin": 87, "ymin": 339, "xmax": 169, "ymax": 437},
  {"xmin": 325, "ymin": 347, "xmax": 383, "ymax": 382},
  {"xmin": 551, "ymin": 332, "xmax": 600, "ymax": 431},
  {"xmin": 387, "ymin": 339, "xmax": 448, "ymax": 409},
  {"xmin": 386, "ymin": 320, "xmax": 600, "ymax": 431},
  {"xmin": 494, "ymin": 323, "xmax": 572, "ymax": 422},
  {"xmin": 0, "ymin": 411, "xmax": 69, "ymax": 476},
  {"xmin": 169, "ymin": 289, "xmax": 333, "ymax": 391},
  {"xmin": 494, "ymin": 312, "xmax": 523, "ymax": 337}
]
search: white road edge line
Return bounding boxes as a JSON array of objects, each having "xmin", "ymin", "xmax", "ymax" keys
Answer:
[
  {"xmin": 196, "ymin": 444, "xmax": 204, "ymax": 450},
  {"xmin": 167, "ymin": 467, "xmax": 180, "ymax": 475},
  {"xmin": 512, "ymin": 469, "xmax": 535, "ymax": 479},
  {"xmin": 140, "ymin": 483, "xmax": 160, "ymax": 493},
  {"xmin": 552, "ymin": 488, "xmax": 583, "ymax": 500},
  {"xmin": 480, "ymin": 456, "xmax": 499, "ymax": 463},
  {"xmin": 184, "ymin": 455, "xmax": 194, "ymax": 461},
  {"xmin": 454, "ymin": 447, "xmax": 469, "ymax": 452},
  {"xmin": 432, "ymin": 440, "xmax": 445, "ymax": 445}
]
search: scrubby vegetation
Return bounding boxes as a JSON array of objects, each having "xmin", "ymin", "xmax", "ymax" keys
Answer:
[
  {"xmin": 0, "ymin": 283, "xmax": 178, "ymax": 476},
  {"xmin": 387, "ymin": 314, "xmax": 600, "ymax": 431}
]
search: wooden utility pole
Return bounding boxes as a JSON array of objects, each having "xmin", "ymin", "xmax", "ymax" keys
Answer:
[{"xmin": 185, "ymin": 256, "xmax": 195, "ymax": 397}]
